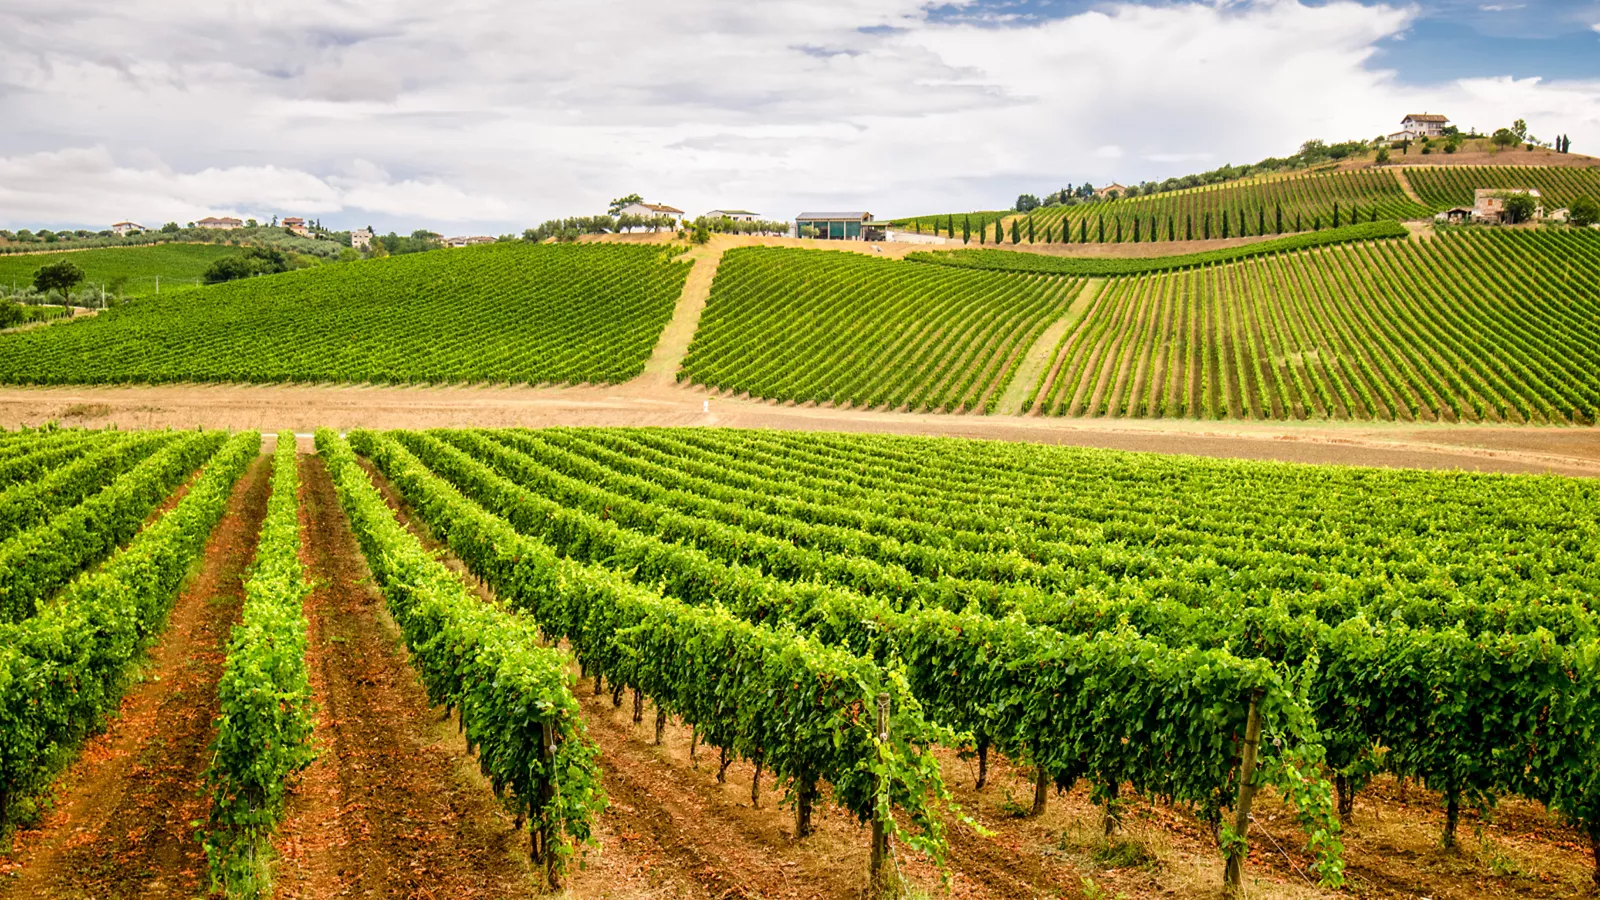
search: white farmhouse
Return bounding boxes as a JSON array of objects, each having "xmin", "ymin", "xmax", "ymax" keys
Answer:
[
  {"xmin": 1389, "ymin": 113, "xmax": 1450, "ymax": 143},
  {"xmin": 616, "ymin": 202, "xmax": 685, "ymax": 225},
  {"xmin": 704, "ymin": 209, "xmax": 760, "ymax": 222},
  {"xmin": 110, "ymin": 221, "xmax": 144, "ymax": 235},
  {"xmin": 350, "ymin": 227, "xmax": 374, "ymax": 250}
]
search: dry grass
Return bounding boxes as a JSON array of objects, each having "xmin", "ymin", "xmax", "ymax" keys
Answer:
[{"xmin": 57, "ymin": 402, "xmax": 112, "ymax": 419}]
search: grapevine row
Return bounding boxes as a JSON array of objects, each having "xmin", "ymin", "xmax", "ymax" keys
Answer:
[
  {"xmin": 0, "ymin": 431, "xmax": 255, "ymax": 828},
  {"xmin": 202, "ymin": 433, "xmax": 315, "ymax": 894}
]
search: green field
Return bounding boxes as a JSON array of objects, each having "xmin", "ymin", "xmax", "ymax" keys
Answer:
[
  {"xmin": 1027, "ymin": 228, "xmax": 1600, "ymax": 422},
  {"xmin": 0, "ymin": 242, "xmax": 691, "ymax": 386},
  {"xmin": 1406, "ymin": 165, "xmax": 1600, "ymax": 209},
  {"xmin": 680, "ymin": 246, "xmax": 1082, "ymax": 412},
  {"xmin": 905, "ymin": 221, "xmax": 1407, "ymax": 276},
  {"xmin": 1032, "ymin": 168, "xmax": 1429, "ymax": 242},
  {"xmin": 0, "ymin": 244, "xmax": 239, "ymax": 297}
]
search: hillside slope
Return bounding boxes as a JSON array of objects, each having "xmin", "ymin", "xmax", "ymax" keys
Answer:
[
  {"xmin": 680, "ymin": 246, "xmax": 1082, "ymax": 412},
  {"xmin": 0, "ymin": 244, "xmax": 239, "ymax": 296},
  {"xmin": 0, "ymin": 242, "xmax": 691, "ymax": 386},
  {"xmin": 1030, "ymin": 228, "xmax": 1600, "ymax": 423}
]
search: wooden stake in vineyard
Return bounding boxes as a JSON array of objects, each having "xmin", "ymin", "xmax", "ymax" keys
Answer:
[
  {"xmin": 1223, "ymin": 689, "xmax": 1266, "ymax": 899},
  {"xmin": 868, "ymin": 692, "xmax": 894, "ymax": 896},
  {"xmin": 534, "ymin": 719, "xmax": 562, "ymax": 892}
]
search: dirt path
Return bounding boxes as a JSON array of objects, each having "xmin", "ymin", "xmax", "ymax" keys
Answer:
[
  {"xmin": 270, "ymin": 454, "xmax": 548, "ymax": 898},
  {"xmin": 994, "ymin": 279, "xmax": 1102, "ymax": 415},
  {"xmin": 0, "ymin": 452, "xmax": 272, "ymax": 900},
  {"xmin": 4, "ymin": 383, "xmax": 1599, "ymax": 478},
  {"xmin": 635, "ymin": 242, "xmax": 726, "ymax": 389},
  {"xmin": 1391, "ymin": 167, "xmax": 1425, "ymax": 206}
]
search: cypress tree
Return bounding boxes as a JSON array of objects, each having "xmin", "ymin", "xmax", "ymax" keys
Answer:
[
  {"xmin": 947, "ymin": 215, "xmax": 955, "ymax": 238},
  {"xmin": 962, "ymin": 215, "xmax": 970, "ymax": 244},
  {"xmin": 1295, "ymin": 212, "xmax": 1302, "ymax": 232},
  {"xmin": 1011, "ymin": 219, "xmax": 1020, "ymax": 244},
  {"xmin": 1222, "ymin": 210, "xmax": 1231, "ymax": 239},
  {"xmin": 1313, "ymin": 215, "xmax": 1322, "ymax": 231},
  {"xmin": 1186, "ymin": 214, "xmax": 1193, "ymax": 241},
  {"xmin": 1333, "ymin": 202, "xmax": 1341, "ymax": 228},
  {"xmin": 1371, "ymin": 205, "xmax": 1379, "ymax": 224},
  {"xmin": 1098, "ymin": 217, "xmax": 1105, "ymax": 243},
  {"xmin": 1116, "ymin": 218, "xmax": 1123, "ymax": 242},
  {"xmin": 1240, "ymin": 208, "xmax": 1247, "ymax": 236},
  {"xmin": 1167, "ymin": 216, "xmax": 1175, "ymax": 241},
  {"xmin": 1275, "ymin": 204, "xmax": 1283, "ymax": 234},
  {"xmin": 1149, "ymin": 217, "xmax": 1157, "ymax": 242},
  {"xmin": 1204, "ymin": 212, "xmax": 1211, "ymax": 240},
  {"xmin": 1132, "ymin": 217, "xmax": 1140, "ymax": 242},
  {"xmin": 1081, "ymin": 218, "xmax": 1089, "ymax": 243},
  {"xmin": 1028, "ymin": 216, "xmax": 1035, "ymax": 243}
]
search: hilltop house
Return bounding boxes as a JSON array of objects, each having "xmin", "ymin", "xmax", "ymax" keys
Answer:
[
  {"xmin": 281, "ymin": 216, "xmax": 309, "ymax": 236},
  {"xmin": 1093, "ymin": 183, "xmax": 1128, "ymax": 200},
  {"xmin": 110, "ymin": 221, "xmax": 144, "ymax": 235},
  {"xmin": 196, "ymin": 216, "xmax": 243, "ymax": 230},
  {"xmin": 704, "ymin": 209, "xmax": 760, "ymax": 222},
  {"xmin": 350, "ymin": 227, "xmax": 373, "ymax": 250},
  {"xmin": 617, "ymin": 202, "xmax": 685, "ymax": 224},
  {"xmin": 1389, "ymin": 113, "xmax": 1450, "ymax": 143}
]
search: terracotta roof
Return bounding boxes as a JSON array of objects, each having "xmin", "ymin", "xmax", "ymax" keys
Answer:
[
  {"xmin": 281, "ymin": 217, "xmax": 305, "ymax": 225},
  {"xmin": 1403, "ymin": 113, "xmax": 1449, "ymax": 123}
]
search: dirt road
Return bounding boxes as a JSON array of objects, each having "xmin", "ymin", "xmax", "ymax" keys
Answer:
[{"xmin": 6, "ymin": 381, "xmax": 1600, "ymax": 477}]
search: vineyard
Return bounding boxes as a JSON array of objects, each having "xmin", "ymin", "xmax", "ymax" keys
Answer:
[
  {"xmin": 905, "ymin": 221, "xmax": 1408, "ymax": 277},
  {"xmin": 1026, "ymin": 228, "xmax": 1600, "ymax": 422},
  {"xmin": 0, "ymin": 243, "xmax": 238, "ymax": 296},
  {"xmin": 0, "ymin": 424, "xmax": 1596, "ymax": 898},
  {"xmin": 679, "ymin": 246, "xmax": 1083, "ymax": 412},
  {"xmin": 0, "ymin": 242, "xmax": 691, "ymax": 386},
  {"xmin": 1407, "ymin": 164, "xmax": 1600, "ymax": 209},
  {"xmin": 923, "ymin": 169, "xmax": 1432, "ymax": 245}
]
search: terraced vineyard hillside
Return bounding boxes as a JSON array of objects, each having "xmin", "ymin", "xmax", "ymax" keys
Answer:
[
  {"xmin": 1022, "ymin": 169, "xmax": 1429, "ymax": 243},
  {"xmin": 1028, "ymin": 229, "xmax": 1600, "ymax": 422},
  {"xmin": 1406, "ymin": 164, "xmax": 1600, "ymax": 209},
  {"xmin": 680, "ymin": 246, "xmax": 1082, "ymax": 412},
  {"xmin": 0, "ymin": 242, "xmax": 691, "ymax": 386}
]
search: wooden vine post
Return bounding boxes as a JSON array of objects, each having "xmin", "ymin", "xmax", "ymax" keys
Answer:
[
  {"xmin": 868, "ymin": 692, "xmax": 893, "ymax": 896},
  {"xmin": 534, "ymin": 719, "xmax": 561, "ymax": 892},
  {"xmin": 1223, "ymin": 689, "xmax": 1266, "ymax": 898}
]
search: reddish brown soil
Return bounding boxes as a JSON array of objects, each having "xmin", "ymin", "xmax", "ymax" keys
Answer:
[
  {"xmin": 0, "ymin": 452, "xmax": 273, "ymax": 900},
  {"xmin": 269, "ymin": 454, "xmax": 542, "ymax": 898}
]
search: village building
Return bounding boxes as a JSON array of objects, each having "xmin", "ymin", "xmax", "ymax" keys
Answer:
[
  {"xmin": 196, "ymin": 216, "xmax": 243, "ymax": 230},
  {"xmin": 350, "ymin": 227, "xmax": 373, "ymax": 250},
  {"xmin": 616, "ymin": 202, "xmax": 685, "ymax": 224},
  {"xmin": 110, "ymin": 221, "xmax": 144, "ymax": 235},
  {"xmin": 442, "ymin": 235, "xmax": 496, "ymax": 248},
  {"xmin": 1093, "ymin": 183, "xmax": 1128, "ymax": 200},
  {"xmin": 704, "ymin": 209, "xmax": 760, "ymax": 222},
  {"xmin": 281, "ymin": 216, "xmax": 309, "ymax": 236},
  {"xmin": 1390, "ymin": 113, "xmax": 1450, "ymax": 143},
  {"xmin": 795, "ymin": 211, "xmax": 881, "ymax": 241}
]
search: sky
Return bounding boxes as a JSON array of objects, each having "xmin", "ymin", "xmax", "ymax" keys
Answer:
[{"xmin": 1, "ymin": 0, "xmax": 1597, "ymax": 234}]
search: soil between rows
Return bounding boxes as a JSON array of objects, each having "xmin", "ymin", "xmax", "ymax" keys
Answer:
[{"xmin": 0, "ymin": 452, "xmax": 274, "ymax": 900}]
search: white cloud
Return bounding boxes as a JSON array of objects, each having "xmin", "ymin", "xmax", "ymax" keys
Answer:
[
  {"xmin": 1, "ymin": 0, "xmax": 1598, "ymax": 231},
  {"xmin": 1478, "ymin": 4, "xmax": 1524, "ymax": 12}
]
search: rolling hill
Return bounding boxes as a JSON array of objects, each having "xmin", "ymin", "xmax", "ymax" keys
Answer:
[
  {"xmin": 0, "ymin": 243, "xmax": 239, "ymax": 297},
  {"xmin": 0, "ymin": 242, "xmax": 691, "ymax": 385}
]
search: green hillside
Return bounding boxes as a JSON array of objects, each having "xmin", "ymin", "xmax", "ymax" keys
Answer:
[
  {"xmin": 0, "ymin": 244, "xmax": 239, "ymax": 297},
  {"xmin": 1023, "ymin": 168, "xmax": 1429, "ymax": 243},
  {"xmin": 0, "ymin": 242, "xmax": 691, "ymax": 385},
  {"xmin": 905, "ymin": 221, "xmax": 1407, "ymax": 276},
  {"xmin": 1405, "ymin": 165, "xmax": 1600, "ymax": 209},
  {"xmin": 1028, "ymin": 228, "xmax": 1600, "ymax": 423},
  {"xmin": 680, "ymin": 246, "xmax": 1082, "ymax": 412}
]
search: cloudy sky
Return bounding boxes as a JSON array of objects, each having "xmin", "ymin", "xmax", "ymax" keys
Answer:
[{"xmin": 2, "ymin": 0, "xmax": 1597, "ymax": 234}]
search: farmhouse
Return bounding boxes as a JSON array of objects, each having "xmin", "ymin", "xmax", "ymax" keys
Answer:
[
  {"xmin": 281, "ymin": 216, "xmax": 309, "ymax": 236},
  {"xmin": 1390, "ymin": 113, "xmax": 1450, "ymax": 143},
  {"xmin": 795, "ymin": 211, "xmax": 881, "ymax": 241},
  {"xmin": 110, "ymin": 221, "xmax": 144, "ymax": 235},
  {"xmin": 617, "ymin": 202, "xmax": 685, "ymax": 224},
  {"xmin": 705, "ymin": 209, "xmax": 760, "ymax": 221},
  {"xmin": 1093, "ymin": 183, "xmax": 1128, "ymax": 199},
  {"xmin": 1472, "ymin": 188, "xmax": 1542, "ymax": 223},
  {"xmin": 196, "ymin": 216, "xmax": 243, "ymax": 230},
  {"xmin": 350, "ymin": 227, "xmax": 373, "ymax": 250}
]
